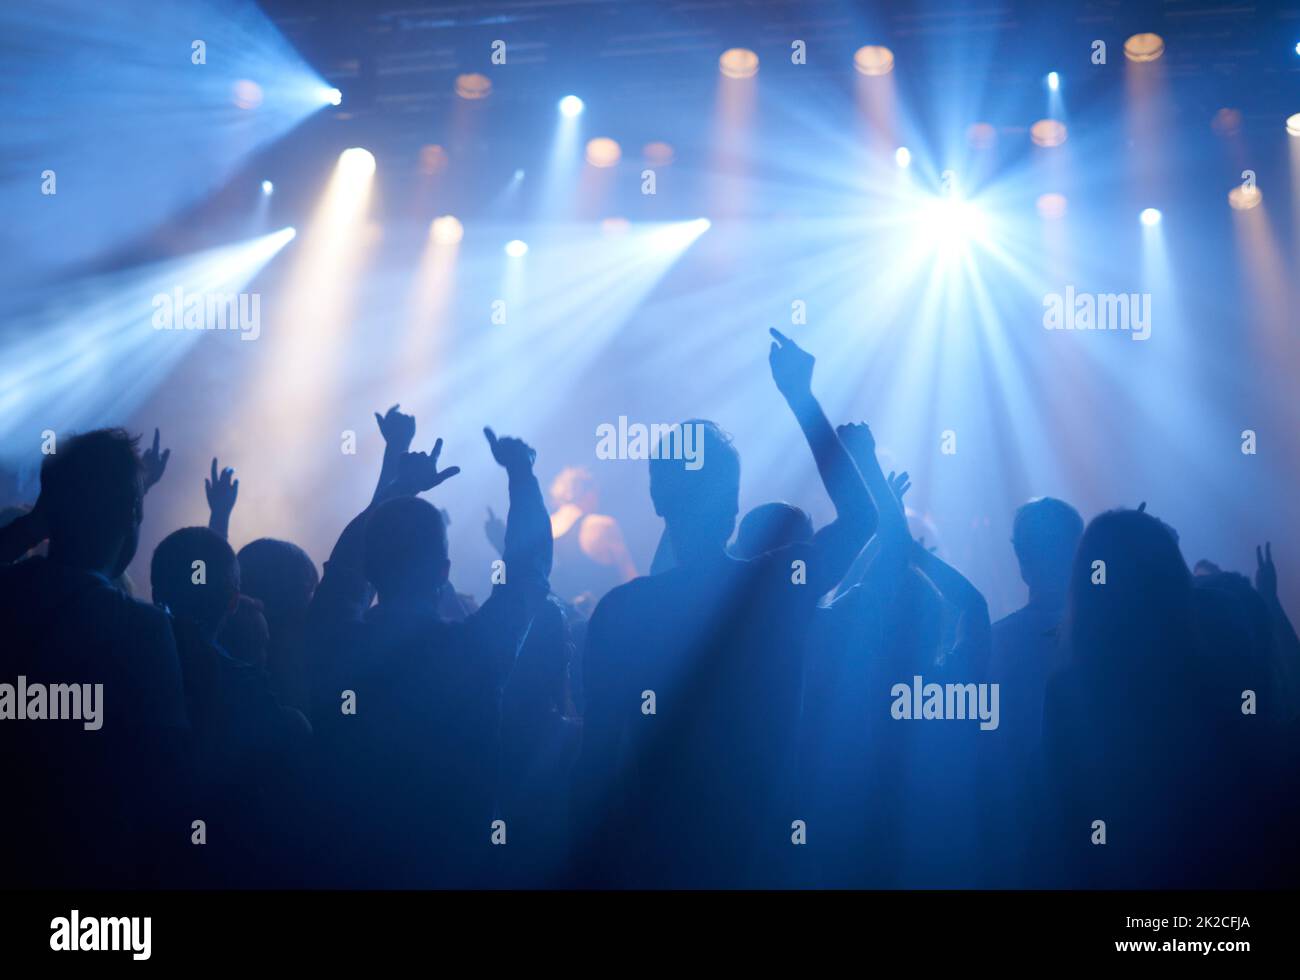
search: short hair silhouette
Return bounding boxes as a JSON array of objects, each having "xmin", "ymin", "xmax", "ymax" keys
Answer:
[
  {"xmin": 151, "ymin": 526, "xmax": 240, "ymax": 631},
  {"xmin": 649, "ymin": 420, "xmax": 740, "ymax": 548},
  {"xmin": 733, "ymin": 502, "xmax": 813, "ymax": 559},
  {"xmin": 237, "ymin": 538, "xmax": 319, "ymax": 622},
  {"xmin": 363, "ymin": 495, "xmax": 449, "ymax": 598},
  {"xmin": 39, "ymin": 428, "xmax": 143, "ymax": 568},
  {"xmin": 1011, "ymin": 496, "xmax": 1083, "ymax": 594}
]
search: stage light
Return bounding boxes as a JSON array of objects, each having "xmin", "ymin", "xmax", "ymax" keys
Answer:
[
  {"xmin": 430, "ymin": 215, "xmax": 464, "ymax": 245},
  {"xmin": 1030, "ymin": 119, "xmax": 1068, "ymax": 147},
  {"xmin": 1287, "ymin": 113, "xmax": 1300, "ymax": 137},
  {"xmin": 233, "ymin": 79, "xmax": 263, "ymax": 109},
  {"xmin": 1294, "ymin": 42, "xmax": 1300, "ymax": 56},
  {"xmin": 261, "ymin": 180, "xmax": 274, "ymax": 196},
  {"xmin": 967, "ymin": 122, "xmax": 997, "ymax": 150},
  {"xmin": 719, "ymin": 48, "xmax": 759, "ymax": 79},
  {"xmin": 505, "ymin": 239, "xmax": 529, "ymax": 257},
  {"xmin": 320, "ymin": 86, "xmax": 342, "ymax": 106},
  {"xmin": 894, "ymin": 146, "xmax": 911, "ymax": 168},
  {"xmin": 419, "ymin": 144, "xmax": 449, "ymax": 175},
  {"xmin": 455, "ymin": 73, "xmax": 492, "ymax": 99},
  {"xmin": 513, "ymin": 169, "xmax": 525, "ymax": 181},
  {"xmin": 1228, "ymin": 186, "xmax": 1262, "ymax": 210},
  {"xmin": 338, "ymin": 147, "xmax": 375, "ymax": 178},
  {"xmin": 1036, "ymin": 193, "xmax": 1068, "ymax": 219},
  {"xmin": 922, "ymin": 197, "xmax": 988, "ymax": 247},
  {"xmin": 1047, "ymin": 71, "xmax": 1060, "ymax": 91},
  {"xmin": 559, "ymin": 95, "xmax": 584, "ymax": 117},
  {"xmin": 643, "ymin": 141, "xmax": 675, "ymax": 166},
  {"xmin": 585, "ymin": 137, "xmax": 622, "ymax": 167},
  {"xmin": 1211, "ymin": 108, "xmax": 1243, "ymax": 137},
  {"xmin": 1124, "ymin": 33, "xmax": 1164, "ymax": 62},
  {"xmin": 1140, "ymin": 208, "xmax": 1162, "ymax": 226},
  {"xmin": 853, "ymin": 45, "xmax": 894, "ymax": 76}
]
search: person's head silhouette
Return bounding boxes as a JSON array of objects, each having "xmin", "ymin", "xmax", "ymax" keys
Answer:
[
  {"xmin": 649, "ymin": 420, "xmax": 739, "ymax": 564},
  {"xmin": 1066, "ymin": 508, "xmax": 1191, "ymax": 667},
  {"xmin": 732, "ymin": 502, "xmax": 813, "ymax": 560},
  {"xmin": 38, "ymin": 428, "xmax": 144, "ymax": 578},
  {"xmin": 1011, "ymin": 496, "xmax": 1083, "ymax": 605},
  {"xmin": 151, "ymin": 526, "xmax": 240, "ymax": 637},
  {"xmin": 236, "ymin": 538, "xmax": 318, "ymax": 627},
  {"xmin": 363, "ymin": 496, "xmax": 450, "ymax": 604}
]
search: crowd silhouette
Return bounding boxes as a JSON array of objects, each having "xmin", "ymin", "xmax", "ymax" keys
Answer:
[{"xmin": 1, "ymin": 329, "xmax": 1297, "ymax": 889}]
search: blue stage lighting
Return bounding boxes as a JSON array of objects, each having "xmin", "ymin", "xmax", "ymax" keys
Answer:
[
  {"xmin": 322, "ymin": 86, "xmax": 342, "ymax": 106},
  {"xmin": 895, "ymin": 146, "xmax": 912, "ymax": 168},
  {"xmin": 505, "ymin": 239, "xmax": 529, "ymax": 257},
  {"xmin": 1047, "ymin": 71, "xmax": 1060, "ymax": 91},
  {"xmin": 1140, "ymin": 208, "xmax": 1162, "ymax": 226},
  {"xmin": 559, "ymin": 95, "xmax": 584, "ymax": 117},
  {"xmin": 261, "ymin": 180, "xmax": 274, "ymax": 195}
]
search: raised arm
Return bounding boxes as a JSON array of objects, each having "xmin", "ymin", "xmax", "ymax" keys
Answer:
[
  {"xmin": 911, "ymin": 538, "xmax": 991, "ymax": 677},
  {"xmin": 371, "ymin": 404, "xmax": 416, "ymax": 506},
  {"xmin": 768, "ymin": 329, "xmax": 876, "ymax": 590},
  {"xmin": 835, "ymin": 421, "xmax": 912, "ymax": 600},
  {"xmin": 204, "ymin": 457, "xmax": 239, "ymax": 540},
  {"xmin": 311, "ymin": 435, "xmax": 461, "ymax": 626},
  {"xmin": 1256, "ymin": 543, "xmax": 1300, "ymax": 722}
]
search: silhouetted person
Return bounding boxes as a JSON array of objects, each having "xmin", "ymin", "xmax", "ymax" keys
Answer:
[
  {"xmin": 152, "ymin": 526, "xmax": 308, "ymax": 886},
  {"xmin": 307, "ymin": 427, "xmax": 551, "ymax": 887},
  {"xmin": 497, "ymin": 594, "xmax": 581, "ymax": 886},
  {"xmin": 1042, "ymin": 509, "xmax": 1263, "ymax": 886},
  {"xmin": 980, "ymin": 497, "xmax": 1082, "ymax": 885},
  {"xmin": 0, "ymin": 428, "xmax": 188, "ymax": 887},
  {"xmin": 236, "ymin": 538, "xmax": 319, "ymax": 711},
  {"xmin": 573, "ymin": 331, "xmax": 876, "ymax": 887}
]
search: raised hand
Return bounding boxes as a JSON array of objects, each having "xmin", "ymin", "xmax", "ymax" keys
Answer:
[
  {"xmin": 484, "ymin": 506, "xmax": 507, "ymax": 556},
  {"xmin": 484, "ymin": 427, "xmax": 536, "ymax": 476},
  {"xmin": 835, "ymin": 421, "xmax": 876, "ymax": 466},
  {"xmin": 394, "ymin": 438, "xmax": 461, "ymax": 494},
  {"xmin": 141, "ymin": 428, "xmax": 171, "ymax": 493},
  {"xmin": 204, "ymin": 458, "xmax": 239, "ymax": 517},
  {"xmin": 887, "ymin": 470, "xmax": 911, "ymax": 506},
  {"xmin": 374, "ymin": 404, "xmax": 416, "ymax": 452},
  {"xmin": 768, "ymin": 328, "xmax": 815, "ymax": 404},
  {"xmin": 1256, "ymin": 542, "xmax": 1277, "ymax": 601}
]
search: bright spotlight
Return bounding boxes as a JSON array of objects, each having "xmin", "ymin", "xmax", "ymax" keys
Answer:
[
  {"xmin": 922, "ymin": 197, "xmax": 989, "ymax": 248},
  {"xmin": 261, "ymin": 180, "xmax": 274, "ymax": 196},
  {"xmin": 1124, "ymin": 33, "xmax": 1165, "ymax": 62},
  {"xmin": 1228, "ymin": 186, "xmax": 1262, "ymax": 211},
  {"xmin": 1030, "ymin": 119, "xmax": 1068, "ymax": 147},
  {"xmin": 894, "ymin": 146, "xmax": 912, "ymax": 168},
  {"xmin": 853, "ymin": 45, "xmax": 894, "ymax": 76},
  {"xmin": 430, "ymin": 215, "xmax": 464, "ymax": 245},
  {"xmin": 1140, "ymin": 208, "xmax": 1162, "ymax": 226},
  {"xmin": 1287, "ymin": 113, "xmax": 1300, "ymax": 137},
  {"xmin": 585, "ymin": 137, "xmax": 622, "ymax": 168},
  {"xmin": 338, "ymin": 147, "xmax": 375, "ymax": 178},
  {"xmin": 1293, "ymin": 41, "xmax": 1299, "ymax": 56},
  {"xmin": 559, "ymin": 95, "xmax": 585, "ymax": 117},
  {"xmin": 719, "ymin": 48, "xmax": 759, "ymax": 79},
  {"xmin": 505, "ymin": 239, "xmax": 529, "ymax": 257},
  {"xmin": 1047, "ymin": 71, "xmax": 1060, "ymax": 90},
  {"xmin": 321, "ymin": 86, "xmax": 342, "ymax": 106}
]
